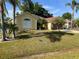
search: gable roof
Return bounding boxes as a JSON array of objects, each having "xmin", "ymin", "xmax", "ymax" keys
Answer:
[{"xmin": 16, "ymin": 12, "xmax": 44, "ymax": 20}]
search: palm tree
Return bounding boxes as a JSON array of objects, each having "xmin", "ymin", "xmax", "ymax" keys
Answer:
[
  {"xmin": 0, "ymin": 0, "xmax": 7, "ymax": 41},
  {"xmin": 66, "ymin": 0, "xmax": 79, "ymax": 28},
  {"xmin": 33, "ymin": 2, "xmax": 42, "ymax": 14},
  {"xmin": 8, "ymin": 0, "xmax": 20, "ymax": 38},
  {"xmin": 21, "ymin": 0, "xmax": 34, "ymax": 13}
]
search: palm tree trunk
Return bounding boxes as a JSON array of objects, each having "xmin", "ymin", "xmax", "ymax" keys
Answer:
[
  {"xmin": 1, "ymin": 2, "xmax": 6, "ymax": 41},
  {"xmin": 72, "ymin": 9, "xmax": 74, "ymax": 20},
  {"xmin": 71, "ymin": 9, "xmax": 74, "ymax": 29},
  {"xmin": 13, "ymin": 1, "xmax": 16, "ymax": 38}
]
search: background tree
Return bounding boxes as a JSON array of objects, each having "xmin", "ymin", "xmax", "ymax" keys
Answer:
[
  {"xmin": 33, "ymin": 2, "xmax": 41, "ymax": 14},
  {"xmin": 75, "ymin": 19, "xmax": 79, "ymax": 27},
  {"xmin": 52, "ymin": 17, "xmax": 65, "ymax": 29},
  {"xmin": 37, "ymin": 19, "xmax": 47, "ymax": 30},
  {"xmin": 33, "ymin": 2, "xmax": 52, "ymax": 18},
  {"xmin": 21, "ymin": 0, "xmax": 52, "ymax": 18},
  {"xmin": 66, "ymin": 0, "xmax": 79, "ymax": 28},
  {"xmin": 35, "ymin": 6, "xmax": 52, "ymax": 18},
  {"xmin": 21, "ymin": 0, "xmax": 34, "ymax": 13},
  {"xmin": 62, "ymin": 12, "xmax": 72, "ymax": 20}
]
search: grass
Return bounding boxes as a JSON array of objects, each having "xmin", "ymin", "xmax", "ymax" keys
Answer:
[
  {"xmin": 25, "ymin": 49, "xmax": 79, "ymax": 59},
  {"xmin": 0, "ymin": 31, "xmax": 79, "ymax": 59}
]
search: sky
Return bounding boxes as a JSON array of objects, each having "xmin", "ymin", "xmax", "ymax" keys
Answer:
[{"xmin": 6, "ymin": 0, "xmax": 79, "ymax": 19}]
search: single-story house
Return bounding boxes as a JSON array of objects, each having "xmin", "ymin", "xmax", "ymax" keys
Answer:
[
  {"xmin": 45, "ymin": 17, "xmax": 73, "ymax": 30},
  {"xmin": 15, "ymin": 12, "xmax": 59, "ymax": 31}
]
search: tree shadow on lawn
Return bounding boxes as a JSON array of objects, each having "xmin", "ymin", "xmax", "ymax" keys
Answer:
[
  {"xmin": 16, "ymin": 34, "xmax": 32, "ymax": 39},
  {"xmin": 34, "ymin": 31, "xmax": 74, "ymax": 42},
  {"xmin": 44, "ymin": 31, "xmax": 74, "ymax": 42},
  {"xmin": 16, "ymin": 31, "xmax": 74, "ymax": 42}
]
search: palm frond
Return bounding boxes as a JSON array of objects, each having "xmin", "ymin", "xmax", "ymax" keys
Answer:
[
  {"xmin": 8, "ymin": 0, "xmax": 21, "ymax": 9},
  {"xmin": 16, "ymin": 0, "xmax": 21, "ymax": 9},
  {"xmin": 3, "ymin": 1, "xmax": 8, "ymax": 15},
  {"xmin": 66, "ymin": 3, "xmax": 71, "ymax": 6},
  {"xmin": 8, "ymin": 0, "xmax": 14, "ymax": 5}
]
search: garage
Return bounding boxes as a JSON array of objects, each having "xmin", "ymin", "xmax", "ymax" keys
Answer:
[{"xmin": 23, "ymin": 18, "xmax": 32, "ymax": 30}]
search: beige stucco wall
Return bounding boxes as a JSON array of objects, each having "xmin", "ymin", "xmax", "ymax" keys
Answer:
[
  {"xmin": 47, "ymin": 22, "xmax": 52, "ymax": 30},
  {"xmin": 15, "ymin": 12, "xmax": 38, "ymax": 31}
]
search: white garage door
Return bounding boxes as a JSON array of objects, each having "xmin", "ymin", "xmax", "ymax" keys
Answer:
[{"xmin": 23, "ymin": 19, "xmax": 32, "ymax": 30}]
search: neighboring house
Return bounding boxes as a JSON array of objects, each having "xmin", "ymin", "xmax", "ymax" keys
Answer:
[
  {"xmin": 45, "ymin": 17, "xmax": 57, "ymax": 30},
  {"xmin": 15, "ymin": 12, "xmax": 43, "ymax": 31},
  {"xmin": 64, "ymin": 19, "xmax": 71, "ymax": 29},
  {"xmin": 45, "ymin": 17, "xmax": 72, "ymax": 30}
]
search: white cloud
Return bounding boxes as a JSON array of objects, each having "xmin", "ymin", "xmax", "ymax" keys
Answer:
[
  {"xmin": 43, "ymin": 5, "xmax": 53, "ymax": 10},
  {"xmin": 42, "ymin": 5, "xmax": 61, "ymax": 16},
  {"xmin": 51, "ymin": 9, "xmax": 60, "ymax": 14}
]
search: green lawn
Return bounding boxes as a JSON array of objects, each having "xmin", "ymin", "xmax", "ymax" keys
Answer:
[
  {"xmin": 0, "ymin": 31, "xmax": 79, "ymax": 59},
  {"xmin": 25, "ymin": 49, "xmax": 79, "ymax": 59}
]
